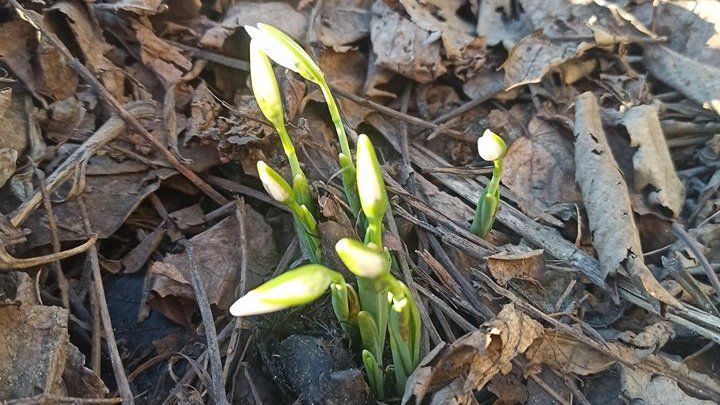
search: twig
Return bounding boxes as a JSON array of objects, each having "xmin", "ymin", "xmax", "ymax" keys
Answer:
[
  {"xmin": 10, "ymin": 2, "xmax": 229, "ymax": 206},
  {"xmin": 4, "ymin": 395, "xmax": 124, "ymax": 404},
  {"xmin": 0, "ymin": 236, "xmax": 97, "ymax": 270},
  {"xmin": 179, "ymin": 240, "xmax": 229, "ymax": 405},
  {"xmin": 78, "ymin": 198, "xmax": 134, "ymax": 404},
  {"xmin": 33, "ymin": 164, "xmax": 69, "ymax": 308},
  {"xmin": 672, "ymin": 222, "xmax": 720, "ymax": 302}
]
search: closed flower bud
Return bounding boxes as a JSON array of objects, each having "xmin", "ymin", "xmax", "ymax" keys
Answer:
[
  {"xmin": 257, "ymin": 161, "xmax": 293, "ymax": 205},
  {"xmin": 477, "ymin": 129, "xmax": 507, "ymax": 161},
  {"xmin": 335, "ymin": 238, "xmax": 389, "ymax": 278},
  {"xmin": 356, "ymin": 135, "xmax": 388, "ymax": 221},
  {"xmin": 245, "ymin": 24, "xmax": 322, "ymax": 84},
  {"xmin": 249, "ymin": 40, "xmax": 284, "ymax": 128},
  {"xmin": 230, "ymin": 264, "xmax": 342, "ymax": 316}
]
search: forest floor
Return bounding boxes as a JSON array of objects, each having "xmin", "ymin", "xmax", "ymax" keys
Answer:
[{"xmin": 0, "ymin": 0, "xmax": 719, "ymax": 404}]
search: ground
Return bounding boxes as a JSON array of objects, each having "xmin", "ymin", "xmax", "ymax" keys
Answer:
[{"xmin": 0, "ymin": 0, "xmax": 719, "ymax": 404}]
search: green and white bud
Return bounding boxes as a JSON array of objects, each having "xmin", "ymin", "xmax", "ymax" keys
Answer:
[
  {"xmin": 355, "ymin": 134, "xmax": 388, "ymax": 221},
  {"xmin": 229, "ymin": 264, "xmax": 342, "ymax": 316},
  {"xmin": 257, "ymin": 161, "xmax": 293, "ymax": 205},
  {"xmin": 249, "ymin": 40, "xmax": 284, "ymax": 128},
  {"xmin": 477, "ymin": 129, "xmax": 507, "ymax": 161},
  {"xmin": 335, "ymin": 239, "xmax": 389, "ymax": 279},
  {"xmin": 245, "ymin": 24, "xmax": 322, "ymax": 84}
]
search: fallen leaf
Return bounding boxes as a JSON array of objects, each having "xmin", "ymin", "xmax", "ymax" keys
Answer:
[
  {"xmin": 148, "ymin": 209, "xmax": 278, "ymax": 325},
  {"xmin": 526, "ymin": 331, "xmax": 615, "ymax": 376},
  {"xmin": 200, "ymin": 2, "xmax": 307, "ymax": 49},
  {"xmin": 63, "ymin": 343, "xmax": 108, "ymax": 398},
  {"xmin": 403, "ymin": 304, "xmax": 543, "ymax": 404},
  {"xmin": 615, "ymin": 321, "xmax": 675, "ymax": 353},
  {"xmin": 486, "ymin": 249, "xmax": 545, "ymax": 286},
  {"xmin": 476, "ymin": 0, "xmax": 531, "ymax": 49},
  {"xmin": 621, "ymin": 105, "xmax": 685, "ymax": 216},
  {"xmin": 0, "ymin": 305, "xmax": 69, "ymax": 398},
  {"xmin": 573, "ymin": 92, "xmax": 682, "ymax": 308},
  {"xmin": 502, "ymin": 32, "xmax": 594, "ymax": 90},
  {"xmin": 398, "ymin": 0, "xmax": 479, "ymax": 60},
  {"xmin": 620, "ymin": 366, "xmax": 715, "ymax": 405},
  {"xmin": 132, "ymin": 19, "xmax": 192, "ymax": 84},
  {"xmin": 370, "ymin": 0, "xmax": 446, "ymax": 83},
  {"xmin": 488, "ymin": 367, "xmax": 529, "ymax": 405},
  {"xmin": 0, "ymin": 21, "xmax": 43, "ymax": 101},
  {"xmin": 503, "ymin": 117, "xmax": 581, "ymax": 211},
  {"xmin": 93, "ymin": 0, "xmax": 165, "ymax": 15},
  {"xmin": 314, "ymin": 0, "xmax": 373, "ymax": 52},
  {"xmin": 643, "ymin": 44, "xmax": 720, "ymax": 115}
]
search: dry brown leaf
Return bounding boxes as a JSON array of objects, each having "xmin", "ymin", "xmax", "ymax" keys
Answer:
[
  {"xmin": 476, "ymin": 0, "xmax": 531, "ymax": 49},
  {"xmin": 132, "ymin": 20, "xmax": 192, "ymax": 84},
  {"xmin": 63, "ymin": 343, "xmax": 108, "ymax": 398},
  {"xmin": 397, "ymin": 0, "xmax": 477, "ymax": 60},
  {"xmin": 621, "ymin": 105, "xmax": 685, "ymax": 216},
  {"xmin": 317, "ymin": 50, "xmax": 373, "ymax": 128},
  {"xmin": 200, "ymin": 2, "xmax": 307, "ymax": 49},
  {"xmin": 502, "ymin": 0, "xmax": 657, "ymax": 90},
  {"xmin": 0, "ymin": 148, "xmax": 18, "ymax": 189},
  {"xmin": 94, "ymin": 0, "xmax": 165, "ymax": 15},
  {"xmin": 0, "ymin": 21, "xmax": 42, "ymax": 101},
  {"xmin": 502, "ymin": 32, "xmax": 594, "ymax": 90},
  {"xmin": 644, "ymin": 44, "xmax": 720, "ymax": 115},
  {"xmin": 370, "ymin": 0, "xmax": 446, "ymax": 83},
  {"xmin": 403, "ymin": 304, "xmax": 543, "ymax": 404},
  {"xmin": 314, "ymin": 0, "xmax": 373, "ymax": 52},
  {"xmin": 503, "ymin": 117, "xmax": 581, "ymax": 210},
  {"xmin": 486, "ymin": 249, "xmax": 544, "ymax": 286},
  {"xmin": 148, "ymin": 210, "xmax": 278, "ymax": 325},
  {"xmin": 615, "ymin": 321, "xmax": 675, "ymax": 353},
  {"xmin": 620, "ymin": 366, "xmax": 715, "ymax": 405},
  {"xmin": 0, "ymin": 305, "xmax": 69, "ymax": 398},
  {"xmin": 574, "ymin": 92, "xmax": 682, "ymax": 308},
  {"xmin": 48, "ymin": 1, "xmax": 125, "ymax": 101},
  {"xmin": 526, "ymin": 331, "xmax": 615, "ymax": 376}
]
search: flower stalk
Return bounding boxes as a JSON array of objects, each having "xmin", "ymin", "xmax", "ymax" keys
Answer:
[{"xmin": 471, "ymin": 129, "xmax": 507, "ymax": 238}]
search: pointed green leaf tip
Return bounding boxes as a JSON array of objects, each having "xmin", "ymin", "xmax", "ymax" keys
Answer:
[
  {"xmin": 248, "ymin": 39, "xmax": 284, "ymax": 128},
  {"xmin": 335, "ymin": 238, "xmax": 389, "ymax": 278},
  {"xmin": 257, "ymin": 161, "xmax": 293, "ymax": 205},
  {"xmin": 356, "ymin": 134, "xmax": 388, "ymax": 221},
  {"xmin": 477, "ymin": 129, "xmax": 507, "ymax": 161},
  {"xmin": 230, "ymin": 264, "xmax": 342, "ymax": 316}
]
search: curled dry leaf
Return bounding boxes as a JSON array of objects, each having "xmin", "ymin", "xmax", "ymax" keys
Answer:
[
  {"xmin": 573, "ymin": 92, "xmax": 682, "ymax": 308},
  {"xmin": 148, "ymin": 209, "xmax": 278, "ymax": 325},
  {"xmin": 402, "ymin": 304, "xmax": 543, "ymax": 404},
  {"xmin": 370, "ymin": 0, "xmax": 446, "ymax": 83},
  {"xmin": 502, "ymin": 117, "xmax": 581, "ymax": 211},
  {"xmin": 621, "ymin": 105, "xmax": 685, "ymax": 216},
  {"xmin": 486, "ymin": 248, "xmax": 545, "ymax": 286},
  {"xmin": 620, "ymin": 366, "xmax": 715, "ymax": 405}
]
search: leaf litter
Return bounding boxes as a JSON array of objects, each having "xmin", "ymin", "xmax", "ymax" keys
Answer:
[{"xmin": 0, "ymin": 0, "xmax": 719, "ymax": 403}]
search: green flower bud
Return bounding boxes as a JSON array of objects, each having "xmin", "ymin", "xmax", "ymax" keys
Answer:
[
  {"xmin": 245, "ymin": 24, "xmax": 323, "ymax": 84},
  {"xmin": 249, "ymin": 40, "xmax": 284, "ymax": 129},
  {"xmin": 355, "ymin": 134, "xmax": 388, "ymax": 221},
  {"xmin": 335, "ymin": 238, "xmax": 389, "ymax": 278},
  {"xmin": 257, "ymin": 161, "xmax": 293, "ymax": 205},
  {"xmin": 477, "ymin": 129, "xmax": 507, "ymax": 161},
  {"xmin": 229, "ymin": 264, "xmax": 342, "ymax": 316}
]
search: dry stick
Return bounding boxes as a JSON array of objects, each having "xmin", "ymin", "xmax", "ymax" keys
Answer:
[
  {"xmin": 161, "ymin": 322, "xmax": 234, "ymax": 405},
  {"xmin": 672, "ymin": 222, "xmax": 720, "ymax": 302},
  {"xmin": 10, "ymin": 102, "xmax": 156, "ymax": 228},
  {"xmin": 10, "ymin": 2, "xmax": 229, "ymax": 207},
  {"xmin": 78, "ymin": 198, "xmax": 134, "ymax": 405},
  {"xmin": 34, "ymin": 165, "xmax": 70, "ymax": 308},
  {"xmin": 223, "ymin": 200, "xmax": 249, "ymax": 380},
  {"xmin": 179, "ymin": 240, "xmax": 229, "ymax": 405}
]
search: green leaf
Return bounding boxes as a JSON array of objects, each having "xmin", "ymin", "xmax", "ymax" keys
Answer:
[
  {"xmin": 471, "ymin": 191, "xmax": 499, "ymax": 238},
  {"xmin": 229, "ymin": 265, "xmax": 342, "ymax": 316},
  {"xmin": 357, "ymin": 310, "xmax": 381, "ymax": 359},
  {"xmin": 362, "ymin": 349, "xmax": 385, "ymax": 400}
]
